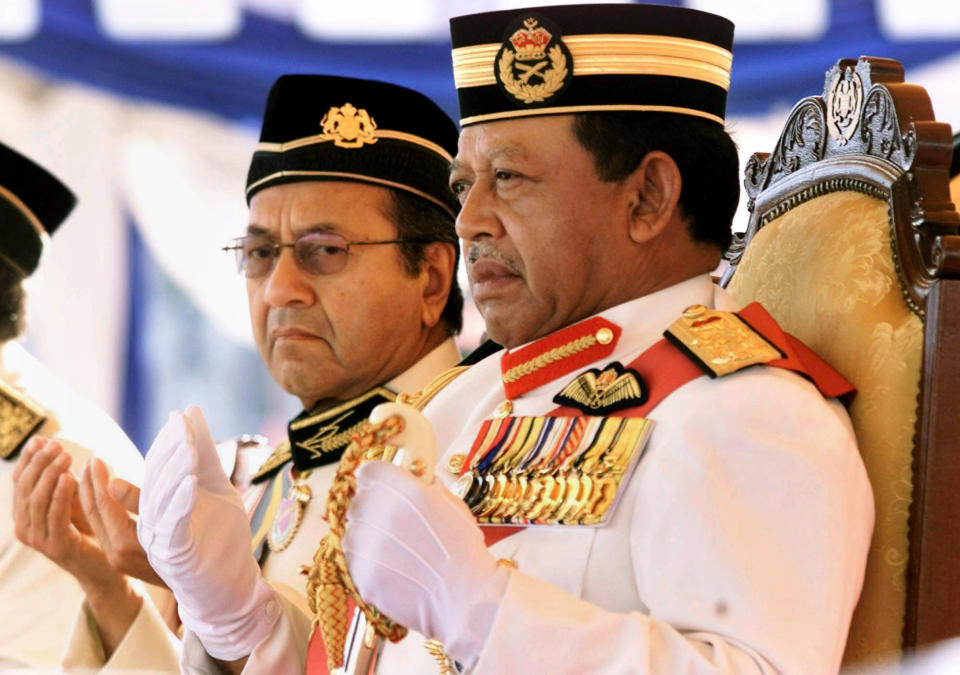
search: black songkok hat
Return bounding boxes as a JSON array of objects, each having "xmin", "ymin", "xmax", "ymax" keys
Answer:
[
  {"xmin": 0, "ymin": 142, "xmax": 77, "ymax": 277},
  {"xmin": 247, "ymin": 75, "xmax": 460, "ymax": 218},
  {"xmin": 450, "ymin": 3, "xmax": 734, "ymax": 127}
]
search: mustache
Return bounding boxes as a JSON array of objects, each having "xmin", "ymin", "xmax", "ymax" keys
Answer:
[{"xmin": 465, "ymin": 241, "xmax": 521, "ymax": 274}]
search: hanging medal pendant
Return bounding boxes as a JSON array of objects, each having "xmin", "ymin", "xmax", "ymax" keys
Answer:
[{"xmin": 268, "ymin": 468, "xmax": 312, "ymax": 553}]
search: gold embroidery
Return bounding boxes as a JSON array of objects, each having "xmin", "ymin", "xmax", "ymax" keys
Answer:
[
  {"xmin": 452, "ymin": 33, "xmax": 733, "ymax": 90},
  {"xmin": 245, "ymin": 170, "xmax": 456, "ymax": 219},
  {"xmin": 298, "ymin": 419, "xmax": 367, "ymax": 459},
  {"xmin": 665, "ymin": 306, "xmax": 781, "ymax": 377},
  {"xmin": 499, "ymin": 43, "xmax": 568, "ymax": 105},
  {"xmin": 255, "ymin": 128, "xmax": 451, "ymax": 162},
  {"xmin": 460, "ymin": 103, "xmax": 724, "ymax": 128},
  {"xmin": 424, "ymin": 639, "xmax": 455, "ymax": 675},
  {"xmin": 0, "ymin": 380, "xmax": 46, "ymax": 459},
  {"xmin": 554, "ymin": 364, "xmax": 644, "ymax": 412},
  {"xmin": 502, "ymin": 334, "xmax": 598, "ymax": 384},
  {"xmin": 319, "ymin": 103, "xmax": 378, "ymax": 148},
  {"xmin": 250, "ymin": 440, "xmax": 291, "ymax": 482}
]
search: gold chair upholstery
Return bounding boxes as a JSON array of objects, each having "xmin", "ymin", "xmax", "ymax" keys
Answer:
[{"xmin": 721, "ymin": 57, "xmax": 960, "ymax": 665}]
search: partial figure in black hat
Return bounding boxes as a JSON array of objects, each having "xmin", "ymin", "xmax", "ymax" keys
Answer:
[
  {"xmin": 70, "ymin": 75, "xmax": 466, "ymax": 672},
  {"xmin": 334, "ymin": 4, "xmax": 873, "ymax": 674},
  {"xmin": 1, "ymin": 142, "xmax": 173, "ymax": 669}
]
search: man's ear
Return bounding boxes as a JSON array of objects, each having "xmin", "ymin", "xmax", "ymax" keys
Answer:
[
  {"xmin": 418, "ymin": 241, "xmax": 457, "ymax": 328},
  {"xmin": 624, "ymin": 151, "xmax": 683, "ymax": 244}
]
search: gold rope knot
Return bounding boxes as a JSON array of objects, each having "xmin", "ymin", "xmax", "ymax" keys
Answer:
[{"xmin": 305, "ymin": 414, "xmax": 407, "ymax": 671}]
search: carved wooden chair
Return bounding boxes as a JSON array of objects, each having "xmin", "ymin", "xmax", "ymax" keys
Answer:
[{"xmin": 720, "ymin": 57, "xmax": 960, "ymax": 664}]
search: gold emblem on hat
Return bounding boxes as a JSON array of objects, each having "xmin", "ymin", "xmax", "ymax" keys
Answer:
[
  {"xmin": 497, "ymin": 17, "xmax": 570, "ymax": 105},
  {"xmin": 319, "ymin": 102, "xmax": 378, "ymax": 148}
]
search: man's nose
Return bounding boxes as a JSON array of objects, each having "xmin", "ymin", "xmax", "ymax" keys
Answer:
[
  {"xmin": 262, "ymin": 248, "xmax": 315, "ymax": 307},
  {"xmin": 455, "ymin": 183, "xmax": 505, "ymax": 242}
]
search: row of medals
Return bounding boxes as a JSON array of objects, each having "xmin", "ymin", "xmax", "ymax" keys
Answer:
[{"xmin": 450, "ymin": 415, "xmax": 651, "ymax": 526}]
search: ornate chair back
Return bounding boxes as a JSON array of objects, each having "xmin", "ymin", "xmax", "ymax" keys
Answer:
[{"xmin": 720, "ymin": 57, "xmax": 960, "ymax": 664}]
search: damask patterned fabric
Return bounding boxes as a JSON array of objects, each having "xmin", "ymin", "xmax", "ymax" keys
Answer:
[{"xmin": 727, "ymin": 190, "xmax": 923, "ymax": 664}]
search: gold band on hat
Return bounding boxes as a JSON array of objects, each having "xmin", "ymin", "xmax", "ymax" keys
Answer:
[
  {"xmin": 460, "ymin": 103, "xmax": 724, "ymax": 128},
  {"xmin": 255, "ymin": 129, "xmax": 453, "ymax": 163},
  {"xmin": 452, "ymin": 33, "xmax": 733, "ymax": 91},
  {"xmin": 245, "ymin": 170, "xmax": 456, "ymax": 219},
  {"xmin": 0, "ymin": 183, "xmax": 46, "ymax": 236}
]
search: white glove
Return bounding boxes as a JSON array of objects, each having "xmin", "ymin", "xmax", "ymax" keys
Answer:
[
  {"xmin": 343, "ymin": 461, "xmax": 511, "ymax": 668},
  {"xmin": 137, "ymin": 406, "xmax": 279, "ymax": 660}
]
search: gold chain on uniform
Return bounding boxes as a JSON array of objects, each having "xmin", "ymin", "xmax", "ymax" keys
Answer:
[
  {"xmin": 303, "ymin": 365, "xmax": 470, "ymax": 672},
  {"xmin": 502, "ymin": 334, "xmax": 598, "ymax": 384}
]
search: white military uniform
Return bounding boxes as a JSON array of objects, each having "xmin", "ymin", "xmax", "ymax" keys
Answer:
[
  {"xmin": 169, "ymin": 338, "xmax": 462, "ymax": 674},
  {"xmin": 0, "ymin": 340, "xmax": 179, "ymax": 671},
  {"xmin": 370, "ymin": 274, "xmax": 874, "ymax": 674}
]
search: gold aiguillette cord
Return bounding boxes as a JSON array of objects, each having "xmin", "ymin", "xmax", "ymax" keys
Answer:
[{"xmin": 304, "ymin": 415, "xmax": 407, "ymax": 672}]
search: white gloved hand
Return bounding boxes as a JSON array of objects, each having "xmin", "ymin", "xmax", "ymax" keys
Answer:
[
  {"xmin": 137, "ymin": 406, "xmax": 278, "ymax": 660},
  {"xmin": 343, "ymin": 461, "xmax": 511, "ymax": 669}
]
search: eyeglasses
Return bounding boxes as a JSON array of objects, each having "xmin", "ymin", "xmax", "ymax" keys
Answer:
[{"xmin": 222, "ymin": 232, "xmax": 430, "ymax": 278}]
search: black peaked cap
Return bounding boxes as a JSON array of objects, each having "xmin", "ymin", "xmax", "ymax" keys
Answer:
[
  {"xmin": 247, "ymin": 75, "xmax": 460, "ymax": 218},
  {"xmin": 0, "ymin": 142, "xmax": 76, "ymax": 277},
  {"xmin": 449, "ymin": 3, "xmax": 734, "ymax": 127}
]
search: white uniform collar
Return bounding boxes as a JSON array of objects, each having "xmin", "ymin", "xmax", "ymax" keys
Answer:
[
  {"xmin": 590, "ymin": 274, "xmax": 717, "ymax": 358},
  {"xmin": 387, "ymin": 336, "xmax": 461, "ymax": 395}
]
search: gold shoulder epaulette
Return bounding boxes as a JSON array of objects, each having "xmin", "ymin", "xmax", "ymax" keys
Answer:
[
  {"xmin": 664, "ymin": 304, "xmax": 782, "ymax": 378},
  {"xmin": 0, "ymin": 379, "xmax": 47, "ymax": 459},
  {"xmin": 250, "ymin": 440, "xmax": 292, "ymax": 483}
]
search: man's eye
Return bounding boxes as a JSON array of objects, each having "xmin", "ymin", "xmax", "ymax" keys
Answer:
[
  {"xmin": 246, "ymin": 245, "xmax": 274, "ymax": 260},
  {"xmin": 302, "ymin": 242, "xmax": 347, "ymax": 257},
  {"xmin": 494, "ymin": 169, "xmax": 519, "ymax": 182},
  {"xmin": 450, "ymin": 180, "xmax": 470, "ymax": 195}
]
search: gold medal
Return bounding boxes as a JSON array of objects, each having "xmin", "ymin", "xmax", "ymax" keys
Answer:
[
  {"xmin": 460, "ymin": 413, "xmax": 653, "ymax": 526},
  {"xmin": 553, "ymin": 473, "xmax": 585, "ymax": 522}
]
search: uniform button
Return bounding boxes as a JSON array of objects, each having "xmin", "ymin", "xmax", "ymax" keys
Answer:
[
  {"xmin": 446, "ymin": 453, "xmax": 467, "ymax": 475},
  {"xmin": 494, "ymin": 400, "xmax": 514, "ymax": 418},
  {"xmin": 683, "ymin": 304, "xmax": 708, "ymax": 320},
  {"xmin": 595, "ymin": 327, "xmax": 614, "ymax": 345}
]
